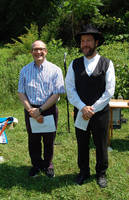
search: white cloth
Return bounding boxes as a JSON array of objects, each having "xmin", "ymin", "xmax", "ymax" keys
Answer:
[
  {"xmin": 65, "ymin": 54, "xmax": 115, "ymax": 130},
  {"xmin": 74, "ymin": 110, "xmax": 89, "ymax": 131}
]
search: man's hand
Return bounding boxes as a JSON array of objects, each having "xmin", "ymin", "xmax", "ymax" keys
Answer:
[
  {"xmin": 28, "ymin": 108, "xmax": 40, "ymax": 118},
  {"xmin": 28, "ymin": 108, "xmax": 44, "ymax": 123},
  {"xmin": 36, "ymin": 115, "xmax": 44, "ymax": 123},
  {"xmin": 81, "ymin": 106, "xmax": 95, "ymax": 120}
]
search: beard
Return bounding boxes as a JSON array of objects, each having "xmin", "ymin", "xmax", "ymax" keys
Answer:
[{"xmin": 81, "ymin": 46, "xmax": 96, "ymax": 57}]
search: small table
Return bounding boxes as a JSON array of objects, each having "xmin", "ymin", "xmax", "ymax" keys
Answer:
[{"xmin": 108, "ymin": 99, "xmax": 129, "ymax": 146}]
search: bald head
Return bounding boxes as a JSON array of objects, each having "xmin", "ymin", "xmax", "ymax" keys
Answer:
[
  {"xmin": 31, "ymin": 40, "xmax": 47, "ymax": 66},
  {"xmin": 31, "ymin": 40, "xmax": 47, "ymax": 50}
]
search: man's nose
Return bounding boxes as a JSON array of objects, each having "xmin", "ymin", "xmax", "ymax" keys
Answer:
[
  {"xmin": 37, "ymin": 49, "xmax": 41, "ymax": 53},
  {"xmin": 82, "ymin": 40, "xmax": 88, "ymax": 45}
]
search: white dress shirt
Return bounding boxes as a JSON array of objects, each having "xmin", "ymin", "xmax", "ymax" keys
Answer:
[{"xmin": 65, "ymin": 54, "xmax": 115, "ymax": 113}]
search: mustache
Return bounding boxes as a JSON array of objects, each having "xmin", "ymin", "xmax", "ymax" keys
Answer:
[{"xmin": 81, "ymin": 46, "xmax": 90, "ymax": 49}]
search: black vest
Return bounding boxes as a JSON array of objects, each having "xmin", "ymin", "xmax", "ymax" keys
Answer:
[{"xmin": 73, "ymin": 56, "xmax": 110, "ymax": 107}]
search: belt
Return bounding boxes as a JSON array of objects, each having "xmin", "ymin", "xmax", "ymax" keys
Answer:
[
  {"xmin": 31, "ymin": 104, "xmax": 41, "ymax": 108},
  {"xmin": 30, "ymin": 104, "xmax": 56, "ymax": 116}
]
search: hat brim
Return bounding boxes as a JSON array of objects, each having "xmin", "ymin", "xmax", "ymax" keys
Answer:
[{"xmin": 75, "ymin": 32, "xmax": 104, "ymax": 47}]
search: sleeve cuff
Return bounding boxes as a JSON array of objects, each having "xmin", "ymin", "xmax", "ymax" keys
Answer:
[
  {"xmin": 77, "ymin": 102, "xmax": 86, "ymax": 111},
  {"xmin": 53, "ymin": 87, "xmax": 66, "ymax": 94}
]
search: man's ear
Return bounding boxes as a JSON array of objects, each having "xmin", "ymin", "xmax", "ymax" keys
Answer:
[
  {"xmin": 44, "ymin": 49, "xmax": 48, "ymax": 56},
  {"xmin": 96, "ymin": 40, "xmax": 99, "ymax": 47}
]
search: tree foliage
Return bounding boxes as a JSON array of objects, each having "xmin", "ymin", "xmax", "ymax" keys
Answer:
[
  {"xmin": 6, "ymin": 24, "xmax": 39, "ymax": 55},
  {"xmin": 39, "ymin": 0, "xmax": 129, "ymax": 45},
  {"xmin": 0, "ymin": 0, "xmax": 59, "ymax": 43},
  {"xmin": 0, "ymin": 0, "xmax": 129, "ymax": 44}
]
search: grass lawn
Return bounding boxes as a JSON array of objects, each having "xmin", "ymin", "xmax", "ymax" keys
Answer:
[{"xmin": 0, "ymin": 102, "xmax": 129, "ymax": 200}]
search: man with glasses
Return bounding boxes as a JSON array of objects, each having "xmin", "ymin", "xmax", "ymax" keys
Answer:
[{"xmin": 18, "ymin": 40, "xmax": 65, "ymax": 178}]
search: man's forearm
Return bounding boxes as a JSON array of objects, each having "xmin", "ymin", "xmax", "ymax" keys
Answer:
[
  {"xmin": 40, "ymin": 94, "xmax": 60, "ymax": 111},
  {"xmin": 18, "ymin": 92, "xmax": 32, "ymax": 111}
]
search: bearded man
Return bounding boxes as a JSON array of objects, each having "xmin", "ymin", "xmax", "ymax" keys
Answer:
[{"xmin": 65, "ymin": 24, "xmax": 115, "ymax": 188}]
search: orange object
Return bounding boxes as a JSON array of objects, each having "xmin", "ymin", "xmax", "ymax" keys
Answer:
[{"xmin": 0, "ymin": 120, "xmax": 9, "ymax": 136}]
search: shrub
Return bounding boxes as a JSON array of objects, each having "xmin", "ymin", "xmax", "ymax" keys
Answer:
[
  {"xmin": 6, "ymin": 24, "xmax": 39, "ymax": 56},
  {"xmin": 45, "ymin": 39, "xmax": 81, "ymax": 76},
  {"xmin": 0, "ymin": 39, "xmax": 81, "ymax": 108},
  {"xmin": 99, "ymin": 41, "xmax": 129, "ymax": 99},
  {"xmin": 0, "ymin": 40, "xmax": 128, "ymax": 110},
  {"xmin": 40, "ymin": 18, "xmax": 61, "ymax": 43},
  {"xmin": 0, "ymin": 47, "xmax": 32, "ymax": 109}
]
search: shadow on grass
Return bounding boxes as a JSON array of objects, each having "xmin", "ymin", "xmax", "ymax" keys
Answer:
[
  {"xmin": 89, "ymin": 136, "xmax": 129, "ymax": 152},
  {"xmin": 110, "ymin": 138, "xmax": 129, "ymax": 151},
  {"xmin": 0, "ymin": 164, "xmax": 95, "ymax": 193}
]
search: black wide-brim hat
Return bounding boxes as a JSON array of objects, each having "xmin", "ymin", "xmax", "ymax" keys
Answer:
[{"xmin": 76, "ymin": 24, "xmax": 104, "ymax": 46}]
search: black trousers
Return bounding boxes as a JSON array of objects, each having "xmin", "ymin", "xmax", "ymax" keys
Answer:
[
  {"xmin": 24, "ymin": 104, "xmax": 58, "ymax": 169},
  {"xmin": 74, "ymin": 106, "xmax": 109, "ymax": 177}
]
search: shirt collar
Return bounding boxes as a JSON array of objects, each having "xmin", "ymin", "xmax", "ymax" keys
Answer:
[
  {"xmin": 34, "ymin": 58, "xmax": 47, "ymax": 69},
  {"xmin": 84, "ymin": 53, "xmax": 99, "ymax": 64}
]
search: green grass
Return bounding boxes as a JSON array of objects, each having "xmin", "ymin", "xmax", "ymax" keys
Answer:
[{"xmin": 0, "ymin": 103, "xmax": 129, "ymax": 200}]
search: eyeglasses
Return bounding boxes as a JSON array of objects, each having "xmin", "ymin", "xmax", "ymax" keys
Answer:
[{"xmin": 32, "ymin": 48, "xmax": 46, "ymax": 52}]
